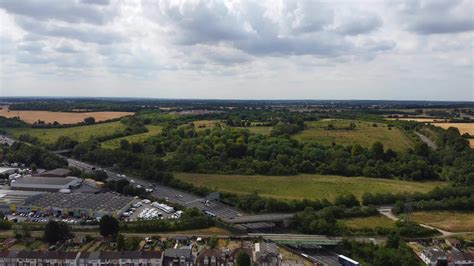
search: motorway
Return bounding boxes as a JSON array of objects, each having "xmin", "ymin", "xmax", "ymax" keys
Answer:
[
  {"xmin": 67, "ymin": 158, "xmax": 242, "ymax": 220},
  {"xmin": 2, "ymin": 134, "xmax": 293, "ymax": 223}
]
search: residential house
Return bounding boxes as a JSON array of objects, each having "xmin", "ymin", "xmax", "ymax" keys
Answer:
[
  {"xmin": 253, "ymin": 242, "xmax": 281, "ymax": 266},
  {"xmin": 421, "ymin": 247, "xmax": 448, "ymax": 266},
  {"xmin": 163, "ymin": 248, "xmax": 194, "ymax": 266}
]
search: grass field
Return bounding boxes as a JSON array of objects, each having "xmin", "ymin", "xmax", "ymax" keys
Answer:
[
  {"xmin": 191, "ymin": 120, "xmax": 272, "ymax": 135},
  {"xmin": 293, "ymin": 119, "xmax": 414, "ymax": 152},
  {"xmin": 0, "ymin": 105, "xmax": 133, "ymax": 124},
  {"xmin": 410, "ymin": 211, "xmax": 474, "ymax": 232},
  {"xmin": 240, "ymin": 126, "xmax": 272, "ymax": 135},
  {"xmin": 101, "ymin": 125, "xmax": 163, "ymax": 149},
  {"xmin": 340, "ymin": 215, "xmax": 396, "ymax": 229},
  {"xmin": 6, "ymin": 121, "xmax": 126, "ymax": 144},
  {"xmin": 175, "ymin": 173, "xmax": 445, "ymax": 201}
]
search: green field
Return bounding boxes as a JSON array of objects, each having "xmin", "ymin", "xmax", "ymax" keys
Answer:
[
  {"xmin": 101, "ymin": 125, "xmax": 163, "ymax": 149},
  {"xmin": 175, "ymin": 173, "xmax": 446, "ymax": 201},
  {"xmin": 6, "ymin": 121, "xmax": 126, "ymax": 144},
  {"xmin": 410, "ymin": 211, "xmax": 474, "ymax": 232},
  {"xmin": 294, "ymin": 119, "xmax": 414, "ymax": 152},
  {"xmin": 340, "ymin": 215, "xmax": 396, "ymax": 229},
  {"xmin": 239, "ymin": 126, "xmax": 272, "ymax": 135}
]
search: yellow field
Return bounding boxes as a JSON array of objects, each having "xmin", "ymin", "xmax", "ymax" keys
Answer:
[
  {"xmin": 431, "ymin": 123, "xmax": 474, "ymax": 135},
  {"xmin": 431, "ymin": 123, "xmax": 474, "ymax": 148},
  {"xmin": 0, "ymin": 106, "xmax": 133, "ymax": 124},
  {"xmin": 341, "ymin": 215, "xmax": 396, "ymax": 229},
  {"xmin": 176, "ymin": 173, "xmax": 446, "ymax": 201},
  {"xmin": 101, "ymin": 125, "xmax": 163, "ymax": 149},
  {"xmin": 410, "ymin": 211, "xmax": 474, "ymax": 232},
  {"xmin": 386, "ymin": 117, "xmax": 448, "ymax": 123},
  {"xmin": 6, "ymin": 121, "xmax": 126, "ymax": 144},
  {"xmin": 294, "ymin": 119, "xmax": 414, "ymax": 152}
]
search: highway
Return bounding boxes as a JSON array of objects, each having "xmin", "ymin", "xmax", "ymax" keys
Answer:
[
  {"xmin": 67, "ymin": 158, "xmax": 242, "ymax": 220},
  {"xmin": 2, "ymin": 134, "xmax": 292, "ymax": 222}
]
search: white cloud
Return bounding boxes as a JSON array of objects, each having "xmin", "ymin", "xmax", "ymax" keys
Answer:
[{"xmin": 0, "ymin": 0, "xmax": 472, "ymax": 100}]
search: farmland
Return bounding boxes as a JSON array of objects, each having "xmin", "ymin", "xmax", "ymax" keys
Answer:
[
  {"xmin": 431, "ymin": 122, "xmax": 474, "ymax": 135},
  {"xmin": 431, "ymin": 122, "xmax": 474, "ymax": 148},
  {"xmin": 175, "ymin": 173, "xmax": 446, "ymax": 201},
  {"xmin": 385, "ymin": 117, "xmax": 447, "ymax": 123},
  {"xmin": 410, "ymin": 211, "xmax": 474, "ymax": 232},
  {"xmin": 340, "ymin": 215, "xmax": 396, "ymax": 230},
  {"xmin": 101, "ymin": 125, "xmax": 163, "ymax": 149},
  {"xmin": 6, "ymin": 121, "xmax": 126, "ymax": 144},
  {"xmin": 293, "ymin": 119, "xmax": 414, "ymax": 152},
  {"xmin": 0, "ymin": 105, "xmax": 133, "ymax": 124}
]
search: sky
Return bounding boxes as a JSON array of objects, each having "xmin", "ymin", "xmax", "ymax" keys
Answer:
[{"xmin": 0, "ymin": 0, "xmax": 473, "ymax": 101}]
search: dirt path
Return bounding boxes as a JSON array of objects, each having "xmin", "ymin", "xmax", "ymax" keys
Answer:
[
  {"xmin": 414, "ymin": 132, "xmax": 438, "ymax": 150},
  {"xmin": 377, "ymin": 207, "xmax": 470, "ymax": 237}
]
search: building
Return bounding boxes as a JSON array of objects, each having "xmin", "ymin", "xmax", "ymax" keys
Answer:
[
  {"xmin": 196, "ymin": 249, "xmax": 227, "ymax": 266},
  {"xmin": 0, "ymin": 189, "xmax": 45, "ymax": 214},
  {"xmin": 253, "ymin": 243, "xmax": 280, "ymax": 266},
  {"xmin": 163, "ymin": 248, "xmax": 194, "ymax": 266},
  {"xmin": 24, "ymin": 192, "xmax": 136, "ymax": 218},
  {"xmin": 448, "ymin": 250, "xmax": 474, "ymax": 266},
  {"xmin": 227, "ymin": 247, "xmax": 252, "ymax": 266},
  {"xmin": 10, "ymin": 176, "xmax": 82, "ymax": 192},
  {"xmin": 0, "ymin": 250, "xmax": 79, "ymax": 266},
  {"xmin": 421, "ymin": 247, "xmax": 448, "ymax": 266},
  {"xmin": 0, "ymin": 251, "xmax": 162, "ymax": 266},
  {"xmin": 0, "ymin": 167, "xmax": 17, "ymax": 176},
  {"xmin": 36, "ymin": 168, "xmax": 72, "ymax": 178}
]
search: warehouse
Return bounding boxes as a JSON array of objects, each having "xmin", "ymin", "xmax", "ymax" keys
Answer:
[
  {"xmin": 0, "ymin": 167, "xmax": 17, "ymax": 176},
  {"xmin": 36, "ymin": 168, "xmax": 72, "ymax": 178},
  {"xmin": 24, "ymin": 192, "xmax": 136, "ymax": 218},
  {"xmin": 0, "ymin": 189, "xmax": 45, "ymax": 214},
  {"xmin": 10, "ymin": 176, "xmax": 82, "ymax": 192}
]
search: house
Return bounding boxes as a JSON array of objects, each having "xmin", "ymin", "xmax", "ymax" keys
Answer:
[
  {"xmin": 196, "ymin": 249, "xmax": 226, "ymax": 266},
  {"xmin": 227, "ymin": 247, "xmax": 253, "ymax": 266},
  {"xmin": 446, "ymin": 239, "xmax": 462, "ymax": 249},
  {"xmin": 163, "ymin": 248, "xmax": 195, "ymax": 266},
  {"xmin": 253, "ymin": 242, "xmax": 281, "ymax": 266},
  {"xmin": 448, "ymin": 250, "xmax": 474, "ymax": 266},
  {"xmin": 421, "ymin": 247, "xmax": 448, "ymax": 266}
]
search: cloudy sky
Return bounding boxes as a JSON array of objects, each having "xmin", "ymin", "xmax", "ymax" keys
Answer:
[{"xmin": 0, "ymin": 0, "xmax": 473, "ymax": 101}]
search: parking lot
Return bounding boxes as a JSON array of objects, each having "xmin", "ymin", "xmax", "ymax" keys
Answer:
[{"xmin": 123, "ymin": 199, "xmax": 183, "ymax": 222}]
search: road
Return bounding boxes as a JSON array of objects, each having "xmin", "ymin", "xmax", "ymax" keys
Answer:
[
  {"xmin": 2, "ymin": 134, "xmax": 291, "ymax": 223},
  {"xmin": 66, "ymin": 158, "xmax": 242, "ymax": 220},
  {"xmin": 414, "ymin": 132, "xmax": 438, "ymax": 150}
]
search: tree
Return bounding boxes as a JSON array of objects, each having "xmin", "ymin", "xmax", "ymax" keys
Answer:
[
  {"xmin": 84, "ymin": 117, "xmax": 96, "ymax": 125},
  {"xmin": 208, "ymin": 235, "xmax": 218, "ymax": 249},
  {"xmin": 371, "ymin": 141, "xmax": 384, "ymax": 160},
  {"xmin": 99, "ymin": 215, "xmax": 119, "ymax": 237},
  {"xmin": 44, "ymin": 221, "xmax": 72, "ymax": 244},
  {"xmin": 117, "ymin": 234, "xmax": 125, "ymax": 251},
  {"xmin": 385, "ymin": 231, "xmax": 400, "ymax": 249},
  {"xmin": 236, "ymin": 250, "xmax": 251, "ymax": 266}
]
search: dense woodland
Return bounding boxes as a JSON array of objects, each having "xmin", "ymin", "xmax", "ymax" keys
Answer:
[{"xmin": 1, "ymin": 104, "xmax": 473, "ymax": 219}]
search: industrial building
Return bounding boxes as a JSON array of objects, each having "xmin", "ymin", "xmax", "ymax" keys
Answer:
[
  {"xmin": 0, "ymin": 167, "xmax": 17, "ymax": 176},
  {"xmin": 0, "ymin": 189, "xmax": 45, "ymax": 214},
  {"xmin": 10, "ymin": 176, "xmax": 82, "ymax": 192},
  {"xmin": 0, "ymin": 189, "xmax": 135, "ymax": 219},
  {"xmin": 24, "ymin": 192, "xmax": 136, "ymax": 218},
  {"xmin": 36, "ymin": 168, "xmax": 72, "ymax": 178}
]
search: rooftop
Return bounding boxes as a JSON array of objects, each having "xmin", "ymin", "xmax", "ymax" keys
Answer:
[
  {"xmin": 37, "ymin": 168, "xmax": 72, "ymax": 177},
  {"xmin": 0, "ymin": 189, "xmax": 45, "ymax": 205},
  {"xmin": 11, "ymin": 176, "xmax": 81, "ymax": 190},
  {"xmin": 25, "ymin": 192, "xmax": 134, "ymax": 212}
]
